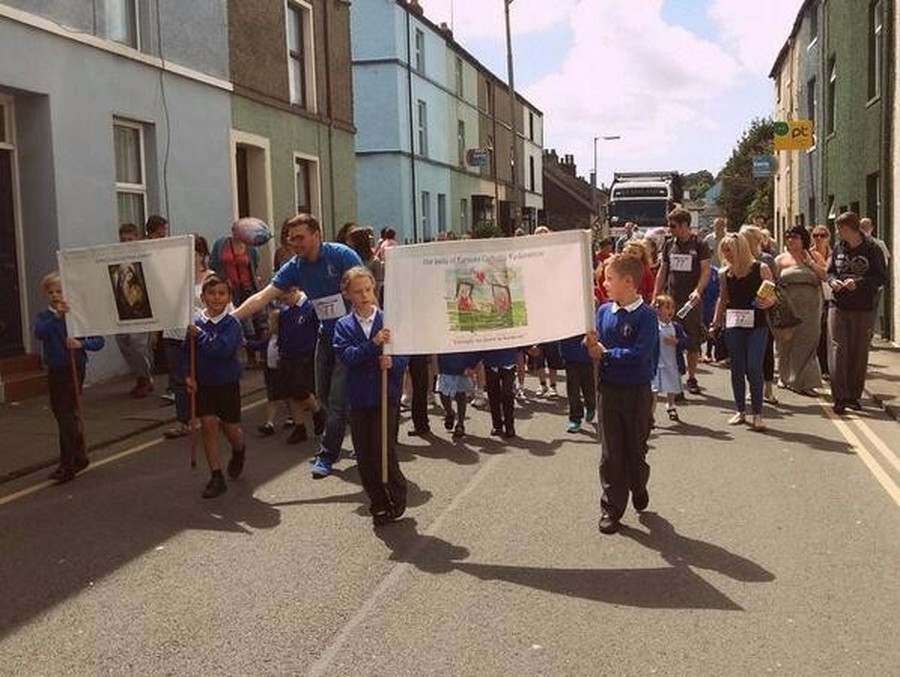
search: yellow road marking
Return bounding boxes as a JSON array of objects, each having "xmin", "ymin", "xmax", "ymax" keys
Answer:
[
  {"xmin": 848, "ymin": 415, "xmax": 900, "ymax": 474},
  {"xmin": 0, "ymin": 398, "xmax": 266, "ymax": 507}
]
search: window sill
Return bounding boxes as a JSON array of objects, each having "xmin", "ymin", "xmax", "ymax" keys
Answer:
[
  {"xmin": 866, "ymin": 95, "xmax": 882, "ymax": 108},
  {"xmin": 807, "ymin": 37, "xmax": 818, "ymax": 51}
]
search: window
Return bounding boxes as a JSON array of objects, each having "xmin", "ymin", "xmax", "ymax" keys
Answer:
[
  {"xmin": 414, "ymin": 28, "xmax": 425, "ymax": 74},
  {"xmin": 776, "ymin": 73, "xmax": 782, "ymax": 103},
  {"xmin": 869, "ymin": 1, "xmax": 883, "ymax": 100},
  {"xmin": 457, "ymin": 120, "xmax": 466, "ymax": 166},
  {"xmin": 826, "ymin": 57, "xmax": 836, "ymax": 135},
  {"xmin": 113, "ymin": 120, "xmax": 147, "ymax": 228},
  {"xmin": 417, "ymin": 100, "xmax": 428, "ymax": 157},
  {"xmin": 0, "ymin": 101, "xmax": 7, "ymax": 144},
  {"xmin": 438, "ymin": 194, "xmax": 447, "ymax": 233},
  {"xmin": 808, "ymin": 197, "xmax": 816, "ymax": 225},
  {"xmin": 528, "ymin": 112, "xmax": 535, "ymax": 141},
  {"xmin": 421, "ymin": 191, "xmax": 431, "ymax": 240},
  {"xmin": 866, "ymin": 173, "xmax": 881, "ymax": 229},
  {"xmin": 287, "ymin": 1, "xmax": 315, "ymax": 110},
  {"xmin": 294, "ymin": 155, "xmax": 319, "ymax": 215},
  {"xmin": 460, "ymin": 198, "xmax": 468, "ymax": 231},
  {"xmin": 806, "ymin": 77, "xmax": 817, "ymax": 122},
  {"xmin": 529, "ymin": 156, "xmax": 535, "ymax": 193},
  {"xmin": 455, "ymin": 56, "xmax": 464, "ymax": 96},
  {"xmin": 485, "ymin": 80, "xmax": 494, "ymax": 114},
  {"xmin": 808, "ymin": 4, "xmax": 818, "ymax": 46},
  {"xmin": 97, "ymin": 0, "xmax": 138, "ymax": 48}
]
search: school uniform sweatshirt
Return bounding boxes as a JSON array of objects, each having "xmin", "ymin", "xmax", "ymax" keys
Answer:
[
  {"xmin": 827, "ymin": 236, "xmax": 888, "ymax": 311},
  {"xmin": 333, "ymin": 309, "xmax": 408, "ymax": 410},
  {"xmin": 277, "ymin": 295, "xmax": 319, "ymax": 359},
  {"xmin": 595, "ymin": 301, "xmax": 659, "ymax": 386},
  {"xmin": 560, "ymin": 334, "xmax": 591, "ymax": 364},
  {"xmin": 191, "ymin": 311, "xmax": 243, "ymax": 385},
  {"xmin": 480, "ymin": 347, "xmax": 518, "ymax": 369},
  {"xmin": 437, "ymin": 352, "xmax": 480, "ymax": 375},
  {"xmin": 34, "ymin": 310, "xmax": 105, "ymax": 370}
]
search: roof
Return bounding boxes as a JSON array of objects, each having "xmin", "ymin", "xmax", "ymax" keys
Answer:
[
  {"xmin": 768, "ymin": 0, "xmax": 816, "ymax": 79},
  {"xmin": 395, "ymin": 0, "xmax": 543, "ymax": 115}
]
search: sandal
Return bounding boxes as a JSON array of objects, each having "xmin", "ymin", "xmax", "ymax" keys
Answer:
[
  {"xmin": 751, "ymin": 415, "xmax": 766, "ymax": 431},
  {"xmin": 727, "ymin": 412, "xmax": 746, "ymax": 425},
  {"xmin": 164, "ymin": 424, "xmax": 190, "ymax": 439},
  {"xmin": 667, "ymin": 407, "xmax": 679, "ymax": 422}
]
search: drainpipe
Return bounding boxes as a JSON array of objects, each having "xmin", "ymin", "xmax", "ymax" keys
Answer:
[
  {"xmin": 324, "ymin": 0, "xmax": 337, "ymax": 236},
  {"xmin": 405, "ymin": 7, "xmax": 419, "ymax": 243}
]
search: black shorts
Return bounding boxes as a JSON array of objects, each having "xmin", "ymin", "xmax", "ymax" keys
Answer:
[
  {"xmin": 196, "ymin": 382, "xmax": 242, "ymax": 423},
  {"xmin": 279, "ymin": 353, "xmax": 315, "ymax": 400},
  {"xmin": 264, "ymin": 367, "xmax": 288, "ymax": 401},
  {"xmin": 680, "ymin": 305, "xmax": 705, "ymax": 351}
]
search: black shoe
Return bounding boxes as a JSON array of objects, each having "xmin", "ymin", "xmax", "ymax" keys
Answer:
[
  {"xmin": 490, "ymin": 428, "xmax": 503, "ymax": 437},
  {"xmin": 257, "ymin": 422, "xmax": 276, "ymax": 436},
  {"xmin": 54, "ymin": 470, "xmax": 76, "ymax": 485},
  {"xmin": 598, "ymin": 513, "xmax": 620, "ymax": 534},
  {"xmin": 312, "ymin": 408, "xmax": 327, "ymax": 436},
  {"xmin": 407, "ymin": 427, "xmax": 431, "ymax": 437},
  {"xmin": 847, "ymin": 399, "xmax": 863, "ymax": 411},
  {"xmin": 832, "ymin": 402, "xmax": 847, "ymax": 415},
  {"xmin": 202, "ymin": 473, "xmax": 227, "ymax": 498},
  {"xmin": 372, "ymin": 510, "xmax": 393, "ymax": 527},
  {"xmin": 48, "ymin": 466, "xmax": 65, "ymax": 481},
  {"xmin": 503, "ymin": 427, "xmax": 516, "ymax": 439},
  {"xmin": 390, "ymin": 502, "xmax": 407, "ymax": 520},
  {"xmin": 632, "ymin": 488, "xmax": 649, "ymax": 512},
  {"xmin": 227, "ymin": 447, "xmax": 246, "ymax": 479},
  {"xmin": 287, "ymin": 424, "xmax": 308, "ymax": 445},
  {"xmin": 443, "ymin": 412, "xmax": 455, "ymax": 431},
  {"xmin": 73, "ymin": 456, "xmax": 90, "ymax": 475},
  {"xmin": 452, "ymin": 426, "xmax": 466, "ymax": 440},
  {"xmin": 686, "ymin": 378, "xmax": 700, "ymax": 394}
]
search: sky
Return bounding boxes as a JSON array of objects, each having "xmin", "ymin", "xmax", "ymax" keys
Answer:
[{"xmin": 421, "ymin": 0, "xmax": 805, "ymax": 186}]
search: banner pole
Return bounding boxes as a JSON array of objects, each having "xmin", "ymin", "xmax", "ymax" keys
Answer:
[
  {"xmin": 189, "ymin": 334, "xmax": 198, "ymax": 469},
  {"xmin": 70, "ymin": 347, "xmax": 88, "ymax": 460},
  {"xmin": 381, "ymin": 366, "xmax": 388, "ymax": 485}
]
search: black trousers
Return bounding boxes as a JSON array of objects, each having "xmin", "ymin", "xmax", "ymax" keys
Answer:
[
  {"xmin": 763, "ymin": 328, "xmax": 775, "ymax": 382},
  {"xmin": 408, "ymin": 355, "xmax": 431, "ymax": 432},
  {"xmin": 598, "ymin": 382, "xmax": 652, "ymax": 520},
  {"xmin": 349, "ymin": 407, "xmax": 407, "ymax": 515},
  {"xmin": 565, "ymin": 361, "xmax": 596, "ymax": 422},
  {"xmin": 485, "ymin": 365, "xmax": 516, "ymax": 432},
  {"xmin": 49, "ymin": 364, "xmax": 87, "ymax": 473}
]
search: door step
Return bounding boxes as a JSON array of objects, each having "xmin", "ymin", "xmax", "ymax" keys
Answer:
[{"xmin": 0, "ymin": 354, "xmax": 47, "ymax": 403}]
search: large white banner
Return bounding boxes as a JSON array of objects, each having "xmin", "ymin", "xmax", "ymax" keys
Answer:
[
  {"xmin": 383, "ymin": 230, "xmax": 594, "ymax": 355},
  {"xmin": 58, "ymin": 235, "xmax": 195, "ymax": 336}
]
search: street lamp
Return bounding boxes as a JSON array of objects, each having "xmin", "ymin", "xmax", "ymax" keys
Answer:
[
  {"xmin": 592, "ymin": 135, "xmax": 621, "ymax": 231},
  {"xmin": 504, "ymin": 0, "xmax": 520, "ymax": 235}
]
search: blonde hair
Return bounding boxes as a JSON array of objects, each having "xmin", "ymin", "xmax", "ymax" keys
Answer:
[
  {"xmin": 739, "ymin": 224, "xmax": 764, "ymax": 257},
  {"xmin": 654, "ymin": 294, "xmax": 675, "ymax": 310},
  {"xmin": 533, "ymin": 226, "xmax": 551, "ymax": 235},
  {"xmin": 719, "ymin": 233, "xmax": 755, "ymax": 278},
  {"xmin": 605, "ymin": 254, "xmax": 643, "ymax": 286},
  {"xmin": 621, "ymin": 240, "xmax": 652, "ymax": 271},
  {"xmin": 341, "ymin": 265, "xmax": 376, "ymax": 292},
  {"xmin": 41, "ymin": 271, "xmax": 61, "ymax": 291}
]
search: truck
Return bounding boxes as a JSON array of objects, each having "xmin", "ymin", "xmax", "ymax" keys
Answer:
[{"xmin": 607, "ymin": 171, "xmax": 684, "ymax": 234}]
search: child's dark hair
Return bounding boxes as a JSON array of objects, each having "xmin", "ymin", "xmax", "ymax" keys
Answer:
[
  {"xmin": 194, "ymin": 234, "xmax": 210, "ymax": 259},
  {"xmin": 145, "ymin": 214, "xmax": 168, "ymax": 237},
  {"xmin": 201, "ymin": 274, "xmax": 230, "ymax": 295},
  {"xmin": 118, "ymin": 222, "xmax": 140, "ymax": 239}
]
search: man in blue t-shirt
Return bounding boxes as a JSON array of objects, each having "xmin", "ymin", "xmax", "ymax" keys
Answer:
[{"xmin": 233, "ymin": 213, "xmax": 362, "ymax": 478}]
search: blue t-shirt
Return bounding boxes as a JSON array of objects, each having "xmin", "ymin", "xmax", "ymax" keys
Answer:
[{"xmin": 271, "ymin": 242, "xmax": 362, "ymax": 335}]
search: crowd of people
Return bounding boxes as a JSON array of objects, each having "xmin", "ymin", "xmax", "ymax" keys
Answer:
[{"xmin": 34, "ymin": 207, "xmax": 889, "ymax": 533}]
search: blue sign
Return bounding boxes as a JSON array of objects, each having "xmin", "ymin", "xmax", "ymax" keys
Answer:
[{"xmin": 752, "ymin": 155, "xmax": 777, "ymax": 178}]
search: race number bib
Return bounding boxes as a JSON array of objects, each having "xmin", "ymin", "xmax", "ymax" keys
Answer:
[
  {"xmin": 669, "ymin": 253, "xmax": 693, "ymax": 272},
  {"xmin": 725, "ymin": 309, "xmax": 755, "ymax": 329},
  {"xmin": 311, "ymin": 293, "xmax": 345, "ymax": 321}
]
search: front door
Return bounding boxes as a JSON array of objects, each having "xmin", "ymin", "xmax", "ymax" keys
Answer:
[{"xmin": 0, "ymin": 148, "xmax": 23, "ymax": 356}]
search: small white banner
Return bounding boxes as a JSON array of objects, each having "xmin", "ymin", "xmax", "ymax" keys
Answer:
[
  {"xmin": 383, "ymin": 230, "xmax": 594, "ymax": 355},
  {"xmin": 58, "ymin": 235, "xmax": 195, "ymax": 336}
]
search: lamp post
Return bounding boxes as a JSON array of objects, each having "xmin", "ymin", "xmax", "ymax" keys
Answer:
[
  {"xmin": 591, "ymin": 135, "xmax": 621, "ymax": 236},
  {"xmin": 504, "ymin": 0, "xmax": 520, "ymax": 235}
]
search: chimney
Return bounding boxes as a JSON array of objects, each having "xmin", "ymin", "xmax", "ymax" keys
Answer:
[
  {"xmin": 438, "ymin": 22, "xmax": 453, "ymax": 38},
  {"xmin": 560, "ymin": 154, "xmax": 577, "ymax": 177},
  {"xmin": 408, "ymin": 0, "xmax": 424, "ymax": 15}
]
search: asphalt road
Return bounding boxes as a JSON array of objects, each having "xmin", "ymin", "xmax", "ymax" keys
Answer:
[{"xmin": 1, "ymin": 363, "xmax": 899, "ymax": 676}]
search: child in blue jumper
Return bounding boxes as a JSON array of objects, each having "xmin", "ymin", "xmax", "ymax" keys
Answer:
[
  {"xmin": 652, "ymin": 294, "xmax": 688, "ymax": 423},
  {"xmin": 34, "ymin": 272, "xmax": 105, "ymax": 484},
  {"xmin": 334, "ymin": 266, "xmax": 408, "ymax": 526},
  {"xmin": 186, "ymin": 275, "xmax": 246, "ymax": 499},
  {"xmin": 587, "ymin": 255, "xmax": 659, "ymax": 535},
  {"xmin": 560, "ymin": 334, "xmax": 595, "ymax": 433},
  {"xmin": 436, "ymin": 351, "xmax": 480, "ymax": 439},
  {"xmin": 481, "ymin": 347, "xmax": 518, "ymax": 438}
]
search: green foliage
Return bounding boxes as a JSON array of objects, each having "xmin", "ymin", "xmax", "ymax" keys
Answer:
[
  {"xmin": 683, "ymin": 170, "xmax": 715, "ymax": 199},
  {"xmin": 472, "ymin": 220, "xmax": 502, "ymax": 239},
  {"xmin": 716, "ymin": 117, "xmax": 775, "ymax": 228}
]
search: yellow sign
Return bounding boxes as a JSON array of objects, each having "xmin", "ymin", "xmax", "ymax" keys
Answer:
[{"xmin": 773, "ymin": 120, "xmax": 815, "ymax": 150}]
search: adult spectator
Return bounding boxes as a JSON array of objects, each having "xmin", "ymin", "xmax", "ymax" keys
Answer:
[
  {"xmin": 374, "ymin": 227, "xmax": 398, "ymax": 261},
  {"xmin": 615, "ymin": 221, "xmax": 638, "ymax": 253},
  {"xmin": 774, "ymin": 225, "xmax": 828, "ymax": 395},
  {"xmin": 810, "ymin": 224, "xmax": 833, "ymax": 378},
  {"xmin": 827, "ymin": 212, "xmax": 888, "ymax": 414},
  {"xmin": 593, "ymin": 237, "xmax": 615, "ymax": 266},
  {"xmin": 654, "ymin": 208, "xmax": 711, "ymax": 394},
  {"xmin": 274, "ymin": 219, "xmax": 295, "ymax": 270},
  {"xmin": 335, "ymin": 221, "xmax": 358, "ymax": 245},
  {"xmin": 210, "ymin": 225, "xmax": 264, "ymax": 368},
  {"xmin": 704, "ymin": 218, "xmax": 727, "ymax": 267},
  {"xmin": 347, "ymin": 227, "xmax": 383, "ymax": 304},
  {"xmin": 741, "ymin": 225, "xmax": 778, "ymax": 403},
  {"xmin": 860, "ymin": 217, "xmax": 891, "ymax": 338},
  {"xmin": 233, "ymin": 213, "xmax": 362, "ymax": 477},
  {"xmin": 145, "ymin": 215, "xmax": 169, "ymax": 239},
  {"xmin": 115, "ymin": 222, "xmax": 154, "ymax": 398}
]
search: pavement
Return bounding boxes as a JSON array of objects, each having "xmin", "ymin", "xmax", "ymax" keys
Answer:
[
  {"xmin": 0, "ymin": 364, "xmax": 898, "ymax": 676},
  {"xmin": 866, "ymin": 338, "xmax": 900, "ymax": 420},
  {"xmin": 0, "ymin": 369, "xmax": 266, "ymax": 483}
]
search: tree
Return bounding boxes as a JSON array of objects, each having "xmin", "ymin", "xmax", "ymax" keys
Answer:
[
  {"xmin": 716, "ymin": 118, "xmax": 774, "ymax": 228},
  {"xmin": 683, "ymin": 170, "xmax": 715, "ymax": 199}
]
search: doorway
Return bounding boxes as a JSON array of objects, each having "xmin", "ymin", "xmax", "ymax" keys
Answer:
[{"xmin": 0, "ymin": 109, "xmax": 24, "ymax": 357}]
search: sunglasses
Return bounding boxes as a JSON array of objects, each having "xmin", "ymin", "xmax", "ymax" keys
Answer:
[{"xmin": 812, "ymin": 233, "xmax": 829, "ymax": 239}]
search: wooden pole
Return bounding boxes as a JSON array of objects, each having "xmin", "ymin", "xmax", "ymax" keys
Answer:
[
  {"xmin": 381, "ymin": 365, "xmax": 388, "ymax": 485},
  {"xmin": 69, "ymin": 347, "xmax": 88, "ymax": 459},
  {"xmin": 593, "ymin": 357, "xmax": 601, "ymax": 437},
  {"xmin": 189, "ymin": 334, "xmax": 198, "ymax": 469}
]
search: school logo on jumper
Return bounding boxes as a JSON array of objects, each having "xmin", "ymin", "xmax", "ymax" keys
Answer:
[
  {"xmin": 327, "ymin": 262, "xmax": 337, "ymax": 278},
  {"xmin": 620, "ymin": 323, "xmax": 634, "ymax": 338}
]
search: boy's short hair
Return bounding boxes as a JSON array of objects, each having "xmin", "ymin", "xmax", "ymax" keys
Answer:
[
  {"xmin": 41, "ymin": 271, "xmax": 61, "ymax": 291},
  {"xmin": 118, "ymin": 222, "xmax": 140, "ymax": 239},
  {"xmin": 605, "ymin": 254, "xmax": 643, "ymax": 286},
  {"xmin": 145, "ymin": 215, "xmax": 168, "ymax": 236},
  {"xmin": 341, "ymin": 265, "xmax": 375, "ymax": 292},
  {"xmin": 654, "ymin": 294, "xmax": 675, "ymax": 308},
  {"xmin": 667, "ymin": 207, "xmax": 692, "ymax": 227},
  {"xmin": 201, "ymin": 274, "xmax": 230, "ymax": 295},
  {"xmin": 835, "ymin": 211, "xmax": 861, "ymax": 231},
  {"xmin": 285, "ymin": 213, "xmax": 320, "ymax": 235}
]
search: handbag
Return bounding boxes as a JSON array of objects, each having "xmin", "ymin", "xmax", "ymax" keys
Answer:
[{"xmin": 765, "ymin": 286, "xmax": 802, "ymax": 330}]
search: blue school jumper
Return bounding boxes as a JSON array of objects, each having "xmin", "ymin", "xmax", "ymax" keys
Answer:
[
  {"xmin": 191, "ymin": 312, "xmax": 243, "ymax": 385},
  {"xmin": 277, "ymin": 296, "xmax": 319, "ymax": 359},
  {"xmin": 333, "ymin": 309, "xmax": 407, "ymax": 409}
]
